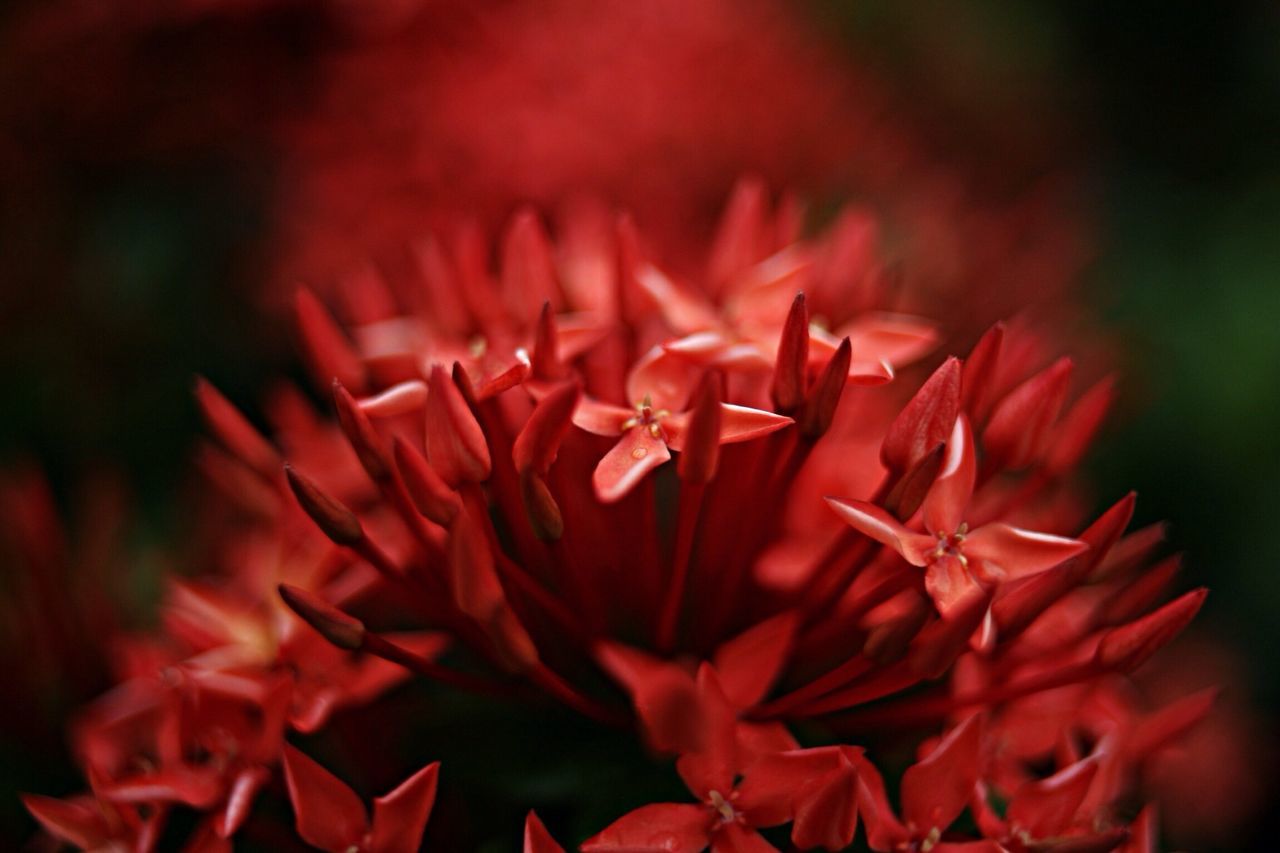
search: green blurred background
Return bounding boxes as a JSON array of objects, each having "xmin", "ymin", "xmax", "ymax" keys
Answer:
[{"xmin": 1, "ymin": 0, "xmax": 1277, "ymax": 847}]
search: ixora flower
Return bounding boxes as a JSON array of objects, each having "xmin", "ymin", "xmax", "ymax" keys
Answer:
[{"xmin": 25, "ymin": 188, "xmax": 1211, "ymax": 850}]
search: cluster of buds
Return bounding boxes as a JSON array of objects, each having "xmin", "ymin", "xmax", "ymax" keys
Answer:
[{"xmin": 24, "ymin": 185, "xmax": 1207, "ymax": 851}]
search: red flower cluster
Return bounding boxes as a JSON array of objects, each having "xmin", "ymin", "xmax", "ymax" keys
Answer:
[{"xmin": 24, "ymin": 189, "xmax": 1207, "ymax": 851}]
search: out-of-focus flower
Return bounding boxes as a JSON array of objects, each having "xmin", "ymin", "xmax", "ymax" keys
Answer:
[{"xmin": 22, "ymin": 191, "xmax": 1212, "ymax": 849}]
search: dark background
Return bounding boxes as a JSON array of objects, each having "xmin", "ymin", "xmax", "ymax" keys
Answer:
[{"xmin": 1, "ymin": 0, "xmax": 1277, "ymax": 848}]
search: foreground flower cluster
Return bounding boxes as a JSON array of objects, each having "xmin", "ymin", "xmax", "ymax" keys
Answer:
[{"xmin": 24, "ymin": 187, "xmax": 1207, "ymax": 851}]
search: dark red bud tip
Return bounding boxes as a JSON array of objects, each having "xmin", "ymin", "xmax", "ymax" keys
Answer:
[
  {"xmin": 391, "ymin": 436, "xmax": 461, "ymax": 527},
  {"xmin": 799, "ymin": 336, "xmax": 852, "ymax": 441},
  {"xmin": 881, "ymin": 356, "xmax": 962, "ymax": 475},
  {"xmin": 332, "ymin": 381, "xmax": 390, "ymax": 483},
  {"xmin": 425, "ymin": 364, "xmax": 492, "ymax": 487},
  {"xmin": 531, "ymin": 302, "xmax": 565, "ymax": 380},
  {"xmin": 771, "ymin": 292, "xmax": 809, "ymax": 413},
  {"xmin": 193, "ymin": 376, "xmax": 280, "ymax": 479},
  {"xmin": 520, "ymin": 470, "xmax": 564, "ymax": 541},
  {"xmin": 1096, "ymin": 587, "xmax": 1207, "ymax": 673},
  {"xmin": 677, "ymin": 371, "xmax": 723, "ymax": 483},
  {"xmin": 513, "ymin": 381, "xmax": 581, "ymax": 476},
  {"xmin": 278, "ymin": 583, "xmax": 365, "ymax": 650},
  {"xmin": 284, "ymin": 464, "xmax": 364, "ymax": 546}
]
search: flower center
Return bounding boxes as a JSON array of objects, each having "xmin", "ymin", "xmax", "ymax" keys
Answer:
[
  {"xmin": 707, "ymin": 789, "xmax": 740, "ymax": 825},
  {"xmin": 930, "ymin": 522, "xmax": 969, "ymax": 566},
  {"xmin": 620, "ymin": 395, "xmax": 670, "ymax": 440}
]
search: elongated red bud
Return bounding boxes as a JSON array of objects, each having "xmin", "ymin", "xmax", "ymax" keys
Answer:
[
  {"xmin": 961, "ymin": 322, "xmax": 1004, "ymax": 423},
  {"xmin": 502, "ymin": 207, "xmax": 559, "ymax": 321},
  {"xmin": 524, "ymin": 811, "xmax": 565, "ymax": 853},
  {"xmin": 1044, "ymin": 375, "xmax": 1117, "ymax": 476},
  {"xmin": 513, "ymin": 381, "xmax": 580, "ymax": 475},
  {"xmin": 391, "ymin": 436, "xmax": 460, "ymax": 527},
  {"xmin": 278, "ymin": 583, "xmax": 365, "ymax": 651},
  {"xmin": 881, "ymin": 357, "xmax": 961, "ymax": 475},
  {"xmin": 333, "ymin": 381, "xmax": 390, "ymax": 483},
  {"xmin": 883, "ymin": 442, "xmax": 946, "ymax": 519},
  {"xmin": 1130, "ymin": 687, "xmax": 1217, "ymax": 759},
  {"xmin": 1092, "ymin": 520, "xmax": 1166, "ymax": 582},
  {"xmin": 799, "ymin": 337, "xmax": 852, "ymax": 441},
  {"xmin": 677, "ymin": 371, "xmax": 723, "ymax": 483},
  {"xmin": 708, "ymin": 176, "xmax": 767, "ymax": 291},
  {"xmin": 530, "ymin": 302, "xmax": 565, "ymax": 380},
  {"xmin": 983, "ymin": 357, "xmax": 1073, "ymax": 471},
  {"xmin": 771, "ymin": 292, "xmax": 809, "ymax": 412},
  {"xmin": 520, "ymin": 470, "xmax": 564, "ymax": 541},
  {"xmin": 1078, "ymin": 491, "xmax": 1137, "ymax": 576},
  {"xmin": 425, "ymin": 364, "xmax": 491, "ymax": 488},
  {"xmin": 193, "ymin": 377, "xmax": 279, "ymax": 480},
  {"xmin": 1096, "ymin": 554, "xmax": 1181, "ymax": 628},
  {"xmin": 1095, "ymin": 588, "xmax": 1206, "ymax": 672},
  {"xmin": 294, "ymin": 288, "xmax": 366, "ymax": 392},
  {"xmin": 285, "ymin": 464, "xmax": 364, "ymax": 546}
]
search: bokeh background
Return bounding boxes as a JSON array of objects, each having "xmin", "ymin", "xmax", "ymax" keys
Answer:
[{"xmin": 1, "ymin": 0, "xmax": 1277, "ymax": 848}]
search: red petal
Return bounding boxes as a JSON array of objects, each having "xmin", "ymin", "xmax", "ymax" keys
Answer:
[
  {"xmin": 530, "ymin": 303, "xmax": 566, "ymax": 381},
  {"xmin": 790, "ymin": 761, "xmax": 858, "ymax": 851},
  {"xmin": 881, "ymin": 357, "xmax": 961, "ymax": 476},
  {"xmin": 628, "ymin": 345, "xmax": 703, "ymax": 413},
  {"xmin": 798, "ymin": 336, "xmax": 852, "ymax": 439},
  {"xmin": 573, "ymin": 397, "xmax": 634, "ymax": 437},
  {"xmin": 425, "ymin": 363, "xmax": 491, "ymax": 487},
  {"xmin": 595, "ymin": 643, "xmax": 702, "ymax": 755},
  {"xmin": 901, "ymin": 714, "xmax": 983, "ymax": 833},
  {"xmin": 960, "ymin": 322, "xmax": 1004, "ymax": 422},
  {"xmin": 513, "ymin": 381, "xmax": 581, "ymax": 475},
  {"xmin": 675, "ymin": 666, "xmax": 739, "ymax": 799},
  {"xmin": 594, "ymin": 428, "xmax": 672, "ymax": 503},
  {"xmin": 683, "ymin": 404, "xmax": 789, "ymax": 449},
  {"xmin": 369, "ymin": 762, "xmax": 439, "ymax": 853},
  {"xmin": 710, "ymin": 823, "xmax": 779, "ymax": 853},
  {"xmin": 392, "ymin": 436, "xmax": 462, "ymax": 527},
  {"xmin": 708, "ymin": 177, "xmax": 769, "ymax": 293},
  {"xmin": 839, "ymin": 312, "xmax": 939, "ymax": 368},
  {"xmin": 711, "ymin": 612, "xmax": 799, "ymax": 709},
  {"xmin": 217, "ymin": 766, "xmax": 270, "ymax": 838},
  {"xmin": 1006, "ymin": 758, "xmax": 1098, "ymax": 839},
  {"xmin": 824, "ymin": 497, "xmax": 933, "ymax": 566},
  {"xmin": 1044, "ymin": 375, "xmax": 1117, "ymax": 476},
  {"xmin": 921, "ymin": 415, "xmax": 976, "ymax": 537},
  {"xmin": 359, "ymin": 380, "xmax": 429, "ymax": 419},
  {"xmin": 282, "ymin": 744, "xmax": 369, "ymax": 851},
  {"xmin": 964, "ymin": 524, "xmax": 1088, "ymax": 580},
  {"xmin": 852, "ymin": 756, "xmax": 909, "ymax": 851},
  {"xmin": 22, "ymin": 794, "xmax": 109, "ymax": 849},
  {"xmin": 525, "ymin": 811, "xmax": 566, "ymax": 853},
  {"xmin": 102, "ymin": 767, "xmax": 222, "ymax": 810},
  {"xmin": 581, "ymin": 803, "xmax": 712, "ymax": 853},
  {"xmin": 736, "ymin": 747, "xmax": 847, "ymax": 828},
  {"xmin": 635, "ymin": 264, "xmax": 721, "ymax": 335}
]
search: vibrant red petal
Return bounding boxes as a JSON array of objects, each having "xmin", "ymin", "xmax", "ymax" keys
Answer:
[
  {"xmin": 790, "ymin": 761, "xmax": 858, "ymax": 851},
  {"xmin": 369, "ymin": 762, "xmax": 439, "ymax": 853},
  {"xmin": 581, "ymin": 803, "xmax": 712, "ymax": 853},
  {"xmin": 595, "ymin": 643, "xmax": 702, "ymax": 755},
  {"xmin": 101, "ymin": 767, "xmax": 223, "ymax": 810},
  {"xmin": 392, "ymin": 436, "xmax": 462, "ymax": 527},
  {"xmin": 282, "ymin": 744, "xmax": 368, "ymax": 852},
  {"xmin": 851, "ymin": 756, "xmax": 909, "ymax": 852},
  {"xmin": 217, "ymin": 766, "xmax": 270, "ymax": 838},
  {"xmin": 502, "ymin": 208, "xmax": 560, "ymax": 321},
  {"xmin": 960, "ymin": 322, "xmax": 1004, "ymax": 422},
  {"xmin": 295, "ymin": 288, "xmax": 368, "ymax": 392},
  {"xmin": 921, "ymin": 415, "xmax": 976, "ymax": 537},
  {"xmin": 708, "ymin": 177, "xmax": 770, "ymax": 293},
  {"xmin": 964, "ymin": 524, "xmax": 1089, "ymax": 580},
  {"xmin": 824, "ymin": 497, "xmax": 933, "ymax": 566},
  {"xmin": 901, "ymin": 714, "xmax": 983, "ymax": 834},
  {"xmin": 675, "ymin": 667, "xmax": 739, "ymax": 799},
  {"xmin": 735, "ymin": 747, "xmax": 847, "ymax": 828},
  {"xmin": 525, "ymin": 810, "xmax": 566, "ymax": 853},
  {"xmin": 669, "ymin": 404, "xmax": 790, "ymax": 451},
  {"xmin": 22, "ymin": 794, "xmax": 109, "ymax": 849},
  {"xmin": 1095, "ymin": 588, "xmax": 1207, "ymax": 673},
  {"xmin": 635, "ymin": 264, "xmax": 721, "ymax": 335},
  {"xmin": 593, "ymin": 428, "xmax": 672, "ymax": 503},
  {"xmin": 360, "ymin": 381, "xmax": 429, "ymax": 418},
  {"xmin": 710, "ymin": 823, "xmax": 779, "ymax": 853},
  {"xmin": 983, "ymin": 357, "xmax": 1073, "ymax": 471},
  {"xmin": 711, "ymin": 611, "xmax": 799, "ymax": 709},
  {"xmin": 628, "ymin": 345, "xmax": 704, "ymax": 413},
  {"xmin": 839, "ymin": 312, "xmax": 939, "ymax": 368},
  {"xmin": 881, "ymin": 357, "xmax": 961, "ymax": 476},
  {"xmin": 425, "ymin": 364, "xmax": 491, "ymax": 487},
  {"xmin": 1006, "ymin": 758, "xmax": 1098, "ymax": 839}
]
